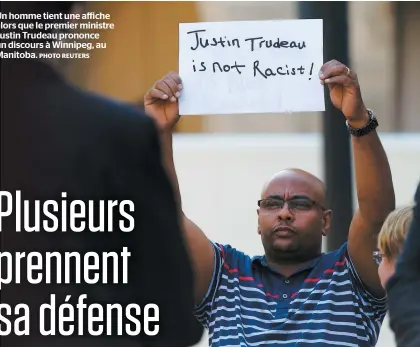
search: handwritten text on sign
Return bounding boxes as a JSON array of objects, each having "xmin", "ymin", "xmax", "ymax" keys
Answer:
[{"xmin": 178, "ymin": 19, "xmax": 325, "ymax": 115}]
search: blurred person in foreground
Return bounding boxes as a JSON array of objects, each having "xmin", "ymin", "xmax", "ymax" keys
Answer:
[
  {"xmin": 386, "ymin": 183, "xmax": 420, "ymax": 347},
  {"xmin": 375, "ymin": 206, "xmax": 413, "ymax": 289},
  {"xmin": 1, "ymin": 2, "xmax": 202, "ymax": 346},
  {"xmin": 144, "ymin": 60, "xmax": 395, "ymax": 347}
]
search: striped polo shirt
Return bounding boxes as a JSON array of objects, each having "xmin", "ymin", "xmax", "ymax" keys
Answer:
[{"xmin": 194, "ymin": 242, "xmax": 387, "ymax": 347}]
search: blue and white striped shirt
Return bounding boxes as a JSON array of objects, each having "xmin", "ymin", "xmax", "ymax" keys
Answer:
[{"xmin": 195, "ymin": 242, "xmax": 387, "ymax": 347}]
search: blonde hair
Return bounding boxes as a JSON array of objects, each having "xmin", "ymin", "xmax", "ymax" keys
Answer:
[{"xmin": 377, "ymin": 206, "xmax": 413, "ymax": 260}]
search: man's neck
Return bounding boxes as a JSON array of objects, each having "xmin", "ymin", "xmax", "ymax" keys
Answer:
[{"xmin": 265, "ymin": 253, "xmax": 321, "ymax": 277}]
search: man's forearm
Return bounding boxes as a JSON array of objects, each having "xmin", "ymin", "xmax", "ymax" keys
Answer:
[
  {"xmin": 350, "ymin": 112, "xmax": 395, "ymax": 223},
  {"xmin": 159, "ymin": 130, "xmax": 183, "ymax": 212}
]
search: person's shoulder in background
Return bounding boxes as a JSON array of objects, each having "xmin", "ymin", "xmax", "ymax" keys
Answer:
[
  {"xmin": 67, "ymin": 87, "xmax": 205, "ymax": 346},
  {"xmin": 65, "ymin": 81, "xmax": 159, "ymax": 153},
  {"xmin": 3, "ymin": 60, "xmax": 203, "ymax": 346},
  {"xmin": 386, "ymin": 182, "xmax": 420, "ymax": 347}
]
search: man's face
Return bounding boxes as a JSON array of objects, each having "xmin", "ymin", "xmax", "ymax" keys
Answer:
[{"xmin": 257, "ymin": 170, "xmax": 331, "ymax": 262}]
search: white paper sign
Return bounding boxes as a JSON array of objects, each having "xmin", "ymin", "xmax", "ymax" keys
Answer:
[{"xmin": 178, "ymin": 19, "xmax": 325, "ymax": 115}]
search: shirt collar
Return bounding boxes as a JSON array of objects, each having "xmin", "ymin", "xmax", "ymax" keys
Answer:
[{"xmin": 252, "ymin": 253, "xmax": 323, "ymax": 277}]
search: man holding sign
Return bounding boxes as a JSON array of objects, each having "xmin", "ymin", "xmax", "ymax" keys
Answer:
[{"xmin": 144, "ymin": 59, "xmax": 394, "ymax": 346}]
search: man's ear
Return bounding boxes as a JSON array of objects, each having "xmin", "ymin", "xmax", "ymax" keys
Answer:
[
  {"xmin": 322, "ymin": 209, "xmax": 332, "ymax": 236},
  {"xmin": 257, "ymin": 208, "xmax": 261, "ymax": 235}
]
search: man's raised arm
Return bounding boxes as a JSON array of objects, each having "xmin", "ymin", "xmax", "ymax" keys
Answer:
[
  {"xmin": 319, "ymin": 60, "xmax": 395, "ymax": 297},
  {"xmin": 144, "ymin": 72, "xmax": 215, "ymax": 305}
]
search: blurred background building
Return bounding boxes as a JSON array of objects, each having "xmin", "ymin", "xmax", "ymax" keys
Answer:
[
  {"xmin": 66, "ymin": 2, "xmax": 420, "ymax": 347},
  {"xmin": 67, "ymin": 1, "xmax": 420, "ymax": 134}
]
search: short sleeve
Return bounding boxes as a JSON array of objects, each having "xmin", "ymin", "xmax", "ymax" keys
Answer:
[
  {"xmin": 194, "ymin": 242, "xmax": 250, "ymax": 328},
  {"xmin": 346, "ymin": 250, "xmax": 388, "ymax": 322}
]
